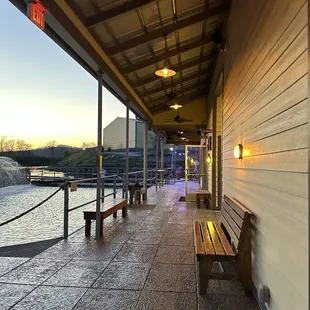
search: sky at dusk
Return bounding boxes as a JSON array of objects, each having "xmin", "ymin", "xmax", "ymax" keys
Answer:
[{"xmin": 0, "ymin": 1, "xmax": 134, "ymax": 148}]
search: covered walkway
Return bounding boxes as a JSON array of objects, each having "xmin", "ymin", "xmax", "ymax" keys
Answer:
[{"xmin": 0, "ymin": 182, "xmax": 258, "ymax": 309}]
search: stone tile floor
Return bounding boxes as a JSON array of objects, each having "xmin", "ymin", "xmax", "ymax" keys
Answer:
[{"xmin": 0, "ymin": 183, "xmax": 260, "ymax": 309}]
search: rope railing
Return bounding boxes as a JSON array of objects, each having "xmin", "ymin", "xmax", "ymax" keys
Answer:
[{"xmin": 0, "ymin": 187, "xmax": 62, "ymax": 227}]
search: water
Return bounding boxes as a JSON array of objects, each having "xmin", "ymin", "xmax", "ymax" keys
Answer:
[
  {"xmin": 0, "ymin": 184, "xmax": 121, "ymax": 247},
  {"xmin": 0, "ymin": 156, "xmax": 29, "ymax": 187}
]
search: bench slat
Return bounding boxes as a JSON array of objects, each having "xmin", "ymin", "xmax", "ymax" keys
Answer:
[
  {"xmin": 84, "ymin": 199, "xmax": 127, "ymax": 220},
  {"xmin": 222, "ymin": 207, "xmax": 241, "ymax": 238},
  {"xmin": 207, "ymin": 222, "xmax": 225, "ymax": 255},
  {"xmin": 222, "ymin": 201, "xmax": 243, "ymax": 229},
  {"xmin": 224, "ymin": 195, "xmax": 251, "ymax": 219},
  {"xmin": 221, "ymin": 215, "xmax": 239, "ymax": 249},
  {"xmin": 213, "ymin": 221, "xmax": 235, "ymax": 256},
  {"xmin": 194, "ymin": 222, "xmax": 205, "ymax": 255},
  {"xmin": 200, "ymin": 222, "xmax": 215, "ymax": 255}
]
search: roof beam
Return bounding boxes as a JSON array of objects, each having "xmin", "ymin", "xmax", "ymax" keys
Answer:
[
  {"xmin": 121, "ymin": 35, "xmax": 213, "ymax": 74},
  {"xmin": 106, "ymin": 5, "xmax": 225, "ymax": 55},
  {"xmin": 131, "ymin": 53, "xmax": 214, "ymax": 88},
  {"xmin": 141, "ymin": 68, "xmax": 211, "ymax": 97},
  {"xmin": 85, "ymin": 0, "xmax": 155, "ymax": 28}
]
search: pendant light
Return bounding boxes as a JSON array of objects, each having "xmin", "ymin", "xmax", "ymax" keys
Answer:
[
  {"xmin": 155, "ymin": 35, "xmax": 176, "ymax": 78},
  {"xmin": 167, "ymin": 76, "xmax": 181, "ymax": 109}
]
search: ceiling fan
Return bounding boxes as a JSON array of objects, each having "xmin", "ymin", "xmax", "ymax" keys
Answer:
[{"xmin": 165, "ymin": 109, "xmax": 193, "ymax": 123}]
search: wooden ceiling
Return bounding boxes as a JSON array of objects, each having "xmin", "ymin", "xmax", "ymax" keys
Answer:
[{"xmin": 61, "ymin": 0, "xmax": 229, "ymax": 113}]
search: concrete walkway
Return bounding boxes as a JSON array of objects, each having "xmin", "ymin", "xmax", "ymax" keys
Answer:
[{"xmin": 0, "ymin": 182, "xmax": 259, "ymax": 309}]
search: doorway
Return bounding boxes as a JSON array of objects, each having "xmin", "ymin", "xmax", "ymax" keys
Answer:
[{"xmin": 185, "ymin": 145, "xmax": 207, "ymax": 201}]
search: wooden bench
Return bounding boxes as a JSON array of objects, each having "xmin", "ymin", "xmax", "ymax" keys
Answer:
[
  {"xmin": 134, "ymin": 187, "xmax": 147, "ymax": 204},
  {"xmin": 194, "ymin": 195, "xmax": 252, "ymax": 295},
  {"xmin": 83, "ymin": 199, "xmax": 128, "ymax": 236},
  {"xmin": 196, "ymin": 190, "xmax": 211, "ymax": 208}
]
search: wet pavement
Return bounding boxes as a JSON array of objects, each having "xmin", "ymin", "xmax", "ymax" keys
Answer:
[{"xmin": 0, "ymin": 182, "xmax": 259, "ymax": 309}]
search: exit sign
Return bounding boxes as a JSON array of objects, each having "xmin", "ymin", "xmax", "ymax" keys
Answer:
[{"xmin": 27, "ymin": 2, "xmax": 46, "ymax": 30}]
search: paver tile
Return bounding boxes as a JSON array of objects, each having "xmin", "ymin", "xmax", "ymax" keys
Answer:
[
  {"xmin": 73, "ymin": 288, "xmax": 140, "ymax": 310},
  {"xmin": 0, "ymin": 283, "xmax": 34, "ymax": 310},
  {"xmin": 44, "ymin": 260, "xmax": 109, "ymax": 287},
  {"xmin": 136, "ymin": 290, "xmax": 197, "ymax": 310},
  {"xmin": 93, "ymin": 262, "xmax": 151, "ymax": 290},
  {"xmin": 11, "ymin": 286, "xmax": 86, "ymax": 310},
  {"xmin": 145, "ymin": 263, "xmax": 196, "ymax": 293},
  {"xmin": 0, "ymin": 259, "xmax": 68, "ymax": 285}
]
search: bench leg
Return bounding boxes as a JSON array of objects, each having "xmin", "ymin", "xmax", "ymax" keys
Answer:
[
  {"xmin": 198, "ymin": 257, "xmax": 212, "ymax": 295},
  {"xmin": 122, "ymin": 206, "xmax": 128, "ymax": 217},
  {"xmin": 113, "ymin": 211, "xmax": 117, "ymax": 218},
  {"xmin": 204, "ymin": 198, "xmax": 207, "ymax": 208},
  {"xmin": 85, "ymin": 220, "xmax": 91, "ymax": 237},
  {"xmin": 197, "ymin": 197, "xmax": 201, "ymax": 208}
]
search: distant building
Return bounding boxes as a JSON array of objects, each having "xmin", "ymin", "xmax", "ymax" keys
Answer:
[{"xmin": 103, "ymin": 117, "xmax": 155, "ymax": 150}]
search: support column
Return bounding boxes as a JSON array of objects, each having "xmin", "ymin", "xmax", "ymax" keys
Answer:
[
  {"xmin": 125, "ymin": 100, "xmax": 129, "ymax": 200},
  {"xmin": 143, "ymin": 122, "xmax": 148, "ymax": 198},
  {"xmin": 96, "ymin": 71, "xmax": 103, "ymax": 240},
  {"xmin": 155, "ymin": 135, "xmax": 159, "ymax": 170},
  {"xmin": 160, "ymin": 138, "xmax": 164, "ymax": 186}
]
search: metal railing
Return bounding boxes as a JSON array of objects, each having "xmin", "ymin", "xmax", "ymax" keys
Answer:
[{"xmin": 63, "ymin": 174, "xmax": 119, "ymax": 239}]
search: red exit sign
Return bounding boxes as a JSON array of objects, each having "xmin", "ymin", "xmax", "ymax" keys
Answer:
[{"xmin": 27, "ymin": 2, "xmax": 47, "ymax": 30}]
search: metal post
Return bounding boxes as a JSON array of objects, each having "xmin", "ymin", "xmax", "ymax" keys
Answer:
[
  {"xmin": 64, "ymin": 182, "xmax": 69, "ymax": 239},
  {"xmin": 113, "ymin": 175, "xmax": 116, "ymax": 198},
  {"xmin": 143, "ymin": 121, "xmax": 148, "ymax": 197},
  {"xmin": 125, "ymin": 100, "xmax": 129, "ymax": 200},
  {"xmin": 160, "ymin": 138, "xmax": 164, "ymax": 186},
  {"xmin": 173, "ymin": 145, "xmax": 176, "ymax": 184},
  {"xmin": 101, "ymin": 178, "xmax": 105, "ymax": 202},
  {"xmin": 96, "ymin": 71, "xmax": 103, "ymax": 240},
  {"xmin": 155, "ymin": 135, "xmax": 159, "ymax": 170}
]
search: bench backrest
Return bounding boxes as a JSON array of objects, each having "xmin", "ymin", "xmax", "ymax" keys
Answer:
[{"xmin": 221, "ymin": 195, "xmax": 252, "ymax": 253}]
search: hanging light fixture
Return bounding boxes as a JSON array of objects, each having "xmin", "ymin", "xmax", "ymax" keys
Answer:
[
  {"xmin": 169, "ymin": 103, "xmax": 182, "ymax": 110},
  {"xmin": 155, "ymin": 35, "xmax": 176, "ymax": 78}
]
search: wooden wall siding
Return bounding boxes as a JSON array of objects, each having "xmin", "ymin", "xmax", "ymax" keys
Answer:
[
  {"xmin": 215, "ymin": 96, "xmax": 223, "ymax": 209},
  {"xmin": 206, "ymin": 1, "xmax": 308, "ymax": 310},
  {"xmin": 207, "ymin": 106, "xmax": 213, "ymax": 194}
]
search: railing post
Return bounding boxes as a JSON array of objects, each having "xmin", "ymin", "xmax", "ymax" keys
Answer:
[
  {"xmin": 113, "ymin": 175, "xmax": 116, "ymax": 198},
  {"xmin": 101, "ymin": 178, "xmax": 105, "ymax": 202},
  {"xmin": 122, "ymin": 173, "xmax": 125, "ymax": 199},
  {"xmin": 64, "ymin": 182, "xmax": 69, "ymax": 239},
  {"xmin": 156, "ymin": 173, "xmax": 158, "ymax": 191}
]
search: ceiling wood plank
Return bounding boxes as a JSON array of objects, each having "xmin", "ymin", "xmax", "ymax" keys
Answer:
[
  {"xmin": 121, "ymin": 35, "xmax": 213, "ymax": 74},
  {"xmin": 85, "ymin": 0, "xmax": 155, "ymax": 27},
  {"xmin": 131, "ymin": 52, "xmax": 214, "ymax": 87},
  {"xmin": 106, "ymin": 5, "xmax": 225, "ymax": 55}
]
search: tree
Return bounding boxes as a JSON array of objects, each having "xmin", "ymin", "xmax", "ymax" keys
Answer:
[
  {"xmin": 0, "ymin": 136, "xmax": 6, "ymax": 152},
  {"xmin": 4, "ymin": 140, "xmax": 15, "ymax": 152},
  {"xmin": 46, "ymin": 140, "xmax": 58, "ymax": 157},
  {"xmin": 83, "ymin": 142, "xmax": 96, "ymax": 149}
]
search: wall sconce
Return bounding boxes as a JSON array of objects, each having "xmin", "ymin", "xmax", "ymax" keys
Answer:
[
  {"xmin": 234, "ymin": 144, "xmax": 243, "ymax": 159},
  {"xmin": 207, "ymin": 154, "xmax": 211, "ymax": 163}
]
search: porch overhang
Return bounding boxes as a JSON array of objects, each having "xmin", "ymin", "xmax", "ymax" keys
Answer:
[{"xmin": 10, "ymin": 0, "xmax": 230, "ymax": 144}]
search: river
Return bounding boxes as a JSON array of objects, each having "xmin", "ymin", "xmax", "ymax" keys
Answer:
[{"xmin": 0, "ymin": 184, "xmax": 121, "ymax": 247}]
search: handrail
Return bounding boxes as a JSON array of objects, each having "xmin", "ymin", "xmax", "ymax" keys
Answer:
[{"xmin": 67, "ymin": 174, "xmax": 119, "ymax": 184}]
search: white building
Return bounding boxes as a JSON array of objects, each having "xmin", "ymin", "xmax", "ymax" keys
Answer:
[{"xmin": 103, "ymin": 117, "xmax": 155, "ymax": 150}]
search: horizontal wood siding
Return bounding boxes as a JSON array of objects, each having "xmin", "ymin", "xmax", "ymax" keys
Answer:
[{"xmin": 206, "ymin": 1, "xmax": 308, "ymax": 309}]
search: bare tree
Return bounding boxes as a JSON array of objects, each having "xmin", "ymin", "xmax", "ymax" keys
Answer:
[
  {"xmin": 46, "ymin": 140, "xmax": 58, "ymax": 157},
  {"xmin": 0, "ymin": 136, "xmax": 6, "ymax": 152},
  {"xmin": 4, "ymin": 140, "xmax": 16, "ymax": 152},
  {"xmin": 83, "ymin": 142, "xmax": 96, "ymax": 149}
]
